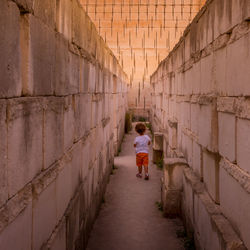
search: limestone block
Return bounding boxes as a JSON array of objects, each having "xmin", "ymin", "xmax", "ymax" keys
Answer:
[
  {"xmin": 168, "ymin": 120, "xmax": 177, "ymax": 149},
  {"xmin": 63, "ymin": 96, "xmax": 74, "ymax": 151},
  {"xmin": 54, "ymin": 34, "xmax": 70, "ymax": 96},
  {"xmin": 200, "ymin": 55, "xmax": 214, "ymax": 94},
  {"xmin": 33, "ymin": 181, "xmax": 57, "ymax": 250},
  {"xmin": 56, "ymin": 161, "xmax": 73, "ymax": 223},
  {"xmin": 182, "ymin": 133, "xmax": 193, "ymax": 167},
  {"xmin": 190, "ymin": 103, "xmax": 199, "ymax": 137},
  {"xmin": 192, "ymin": 141, "xmax": 202, "ymax": 177},
  {"xmin": 33, "ymin": 0, "xmax": 56, "ymax": 28},
  {"xmin": 153, "ymin": 132, "xmax": 163, "ymax": 151},
  {"xmin": 74, "ymin": 94, "xmax": 91, "ymax": 141},
  {"xmin": 198, "ymin": 103, "xmax": 218, "ymax": 152},
  {"xmin": 0, "ymin": 100, "xmax": 7, "ymax": 206},
  {"xmin": 80, "ymin": 59, "xmax": 90, "ymax": 93},
  {"xmin": 226, "ymin": 33, "xmax": 250, "ymax": 96},
  {"xmin": 203, "ymin": 150, "xmax": 220, "ymax": 203},
  {"xmin": 220, "ymin": 164, "xmax": 250, "ymax": 249},
  {"xmin": 69, "ymin": 52, "xmax": 80, "ymax": 94},
  {"xmin": 29, "ymin": 15, "xmax": 56, "ymax": 95},
  {"xmin": 88, "ymin": 63, "xmax": 96, "ymax": 93},
  {"xmin": 237, "ymin": 118, "xmax": 250, "ymax": 174},
  {"xmin": 193, "ymin": 193, "xmax": 221, "ymax": 250},
  {"xmin": 163, "ymin": 158, "xmax": 188, "ymax": 191},
  {"xmin": 215, "ymin": 46, "xmax": 227, "ymax": 96},
  {"xmin": 56, "ymin": 0, "xmax": 72, "ymax": 40},
  {"xmin": 0, "ymin": 204, "xmax": 32, "ymax": 250},
  {"xmin": 0, "ymin": 0, "xmax": 21, "ymax": 98},
  {"xmin": 70, "ymin": 143, "xmax": 82, "ymax": 195},
  {"xmin": 218, "ymin": 112, "xmax": 236, "ymax": 162},
  {"xmin": 182, "ymin": 171, "xmax": 195, "ymax": 229},
  {"xmin": 7, "ymin": 98, "xmax": 43, "ymax": 197},
  {"xmin": 81, "ymin": 140, "xmax": 90, "ymax": 181},
  {"xmin": 181, "ymin": 102, "xmax": 191, "ymax": 130},
  {"xmin": 72, "ymin": 0, "xmax": 87, "ymax": 49},
  {"xmin": 44, "ymin": 97, "xmax": 64, "ymax": 169}
]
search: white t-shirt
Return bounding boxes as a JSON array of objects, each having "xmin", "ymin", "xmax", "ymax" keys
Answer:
[{"xmin": 134, "ymin": 135, "xmax": 151, "ymax": 154}]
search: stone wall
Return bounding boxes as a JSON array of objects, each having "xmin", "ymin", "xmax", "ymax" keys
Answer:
[
  {"xmin": 150, "ymin": 0, "xmax": 250, "ymax": 249},
  {"xmin": 0, "ymin": 0, "xmax": 128, "ymax": 249}
]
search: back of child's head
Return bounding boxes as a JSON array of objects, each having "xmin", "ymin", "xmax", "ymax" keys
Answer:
[{"xmin": 135, "ymin": 123, "xmax": 146, "ymax": 135}]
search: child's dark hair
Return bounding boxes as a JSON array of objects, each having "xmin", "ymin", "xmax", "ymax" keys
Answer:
[{"xmin": 135, "ymin": 123, "xmax": 146, "ymax": 135}]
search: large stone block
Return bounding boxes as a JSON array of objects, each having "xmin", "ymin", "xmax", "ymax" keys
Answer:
[
  {"xmin": 56, "ymin": 160, "xmax": 73, "ymax": 223},
  {"xmin": 226, "ymin": 33, "xmax": 250, "ymax": 96},
  {"xmin": 29, "ymin": 15, "xmax": 56, "ymax": 95},
  {"xmin": 80, "ymin": 59, "xmax": 90, "ymax": 93},
  {"xmin": 203, "ymin": 150, "xmax": 220, "ymax": 203},
  {"xmin": 0, "ymin": 0, "xmax": 21, "ymax": 98},
  {"xmin": 237, "ymin": 118, "xmax": 250, "ymax": 174},
  {"xmin": 200, "ymin": 55, "xmax": 214, "ymax": 95},
  {"xmin": 198, "ymin": 103, "xmax": 218, "ymax": 152},
  {"xmin": 192, "ymin": 141, "xmax": 202, "ymax": 177},
  {"xmin": 72, "ymin": 0, "xmax": 88, "ymax": 50},
  {"xmin": 190, "ymin": 103, "xmax": 199, "ymax": 137},
  {"xmin": 193, "ymin": 193, "xmax": 221, "ymax": 250},
  {"xmin": 220, "ymin": 163, "xmax": 250, "ymax": 249},
  {"xmin": 44, "ymin": 97, "xmax": 64, "ymax": 169},
  {"xmin": 74, "ymin": 94, "xmax": 91, "ymax": 141},
  {"xmin": 33, "ymin": 181, "xmax": 57, "ymax": 250},
  {"xmin": 7, "ymin": 98, "xmax": 43, "ymax": 197},
  {"xmin": 218, "ymin": 112, "xmax": 236, "ymax": 162},
  {"xmin": 153, "ymin": 132, "xmax": 163, "ymax": 151},
  {"xmin": 0, "ymin": 100, "xmax": 7, "ymax": 206},
  {"xmin": 0, "ymin": 204, "xmax": 32, "ymax": 250},
  {"xmin": 54, "ymin": 34, "xmax": 75, "ymax": 96},
  {"xmin": 214, "ymin": 46, "xmax": 227, "ymax": 96}
]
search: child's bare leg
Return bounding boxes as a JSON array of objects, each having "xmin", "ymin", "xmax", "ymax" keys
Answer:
[
  {"xmin": 144, "ymin": 165, "xmax": 148, "ymax": 174},
  {"xmin": 138, "ymin": 166, "xmax": 142, "ymax": 174}
]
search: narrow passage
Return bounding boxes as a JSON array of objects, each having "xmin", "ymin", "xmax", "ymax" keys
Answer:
[{"xmin": 87, "ymin": 125, "xmax": 184, "ymax": 250}]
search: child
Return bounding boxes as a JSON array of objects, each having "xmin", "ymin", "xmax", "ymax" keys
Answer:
[{"xmin": 134, "ymin": 123, "xmax": 151, "ymax": 180}]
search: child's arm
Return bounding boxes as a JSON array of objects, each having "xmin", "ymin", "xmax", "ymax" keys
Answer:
[
  {"xmin": 134, "ymin": 143, "xmax": 137, "ymax": 147},
  {"xmin": 148, "ymin": 141, "xmax": 151, "ymax": 145}
]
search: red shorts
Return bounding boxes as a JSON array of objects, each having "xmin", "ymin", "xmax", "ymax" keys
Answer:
[{"xmin": 136, "ymin": 153, "xmax": 149, "ymax": 167}]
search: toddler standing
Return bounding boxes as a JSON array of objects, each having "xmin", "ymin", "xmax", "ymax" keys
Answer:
[{"xmin": 134, "ymin": 123, "xmax": 151, "ymax": 180}]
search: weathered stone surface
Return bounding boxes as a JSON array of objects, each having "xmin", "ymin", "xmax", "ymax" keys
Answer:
[
  {"xmin": 237, "ymin": 118, "xmax": 250, "ymax": 174},
  {"xmin": 56, "ymin": 0, "xmax": 72, "ymax": 40},
  {"xmin": 0, "ymin": 0, "xmax": 21, "ymax": 98},
  {"xmin": 218, "ymin": 112, "xmax": 236, "ymax": 163},
  {"xmin": 220, "ymin": 164, "xmax": 250, "ymax": 249},
  {"xmin": 30, "ymin": 15, "xmax": 56, "ymax": 95},
  {"xmin": 74, "ymin": 94, "xmax": 91, "ymax": 141},
  {"xmin": 63, "ymin": 96, "xmax": 74, "ymax": 151},
  {"xmin": 0, "ymin": 204, "xmax": 32, "ymax": 250},
  {"xmin": 44, "ymin": 97, "xmax": 64, "ymax": 169},
  {"xmin": 33, "ymin": 0, "xmax": 56, "ymax": 28},
  {"xmin": 0, "ymin": 100, "xmax": 7, "ymax": 207},
  {"xmin": 7, "ymin": 98, "xmax": 43, "ymax": 197},
  {"xmin": 13, "ymin": 0, "xmax": 34, "ymax": 12},
  {"xmin": 203, "ymin": 150, "xmax": 220, "ymax": 204},
  {"xmin": 192, "ymin": 141, "xmax": 202, "ymax": 177},
  {"xmin": 153, "ymin": 132, "xmax": 163, "ymax": 151},
  {"xmin": 226, "ymin": 32, "xmax": 250, "ymax": 96},
  {"xmin": 33, "ymin": 181, "xmax": 57, "ymax": 250}
]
